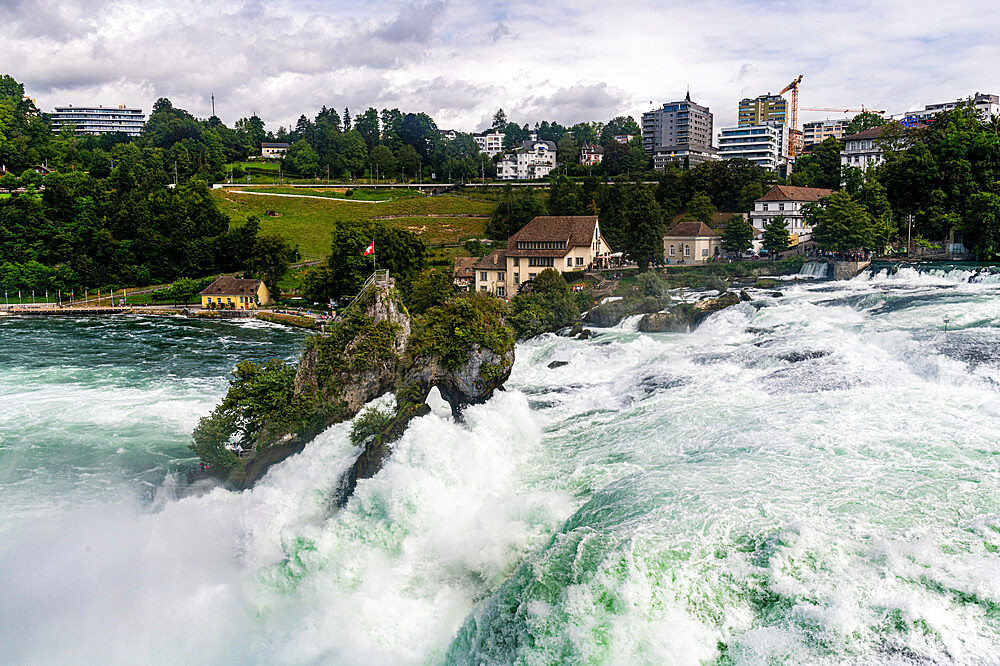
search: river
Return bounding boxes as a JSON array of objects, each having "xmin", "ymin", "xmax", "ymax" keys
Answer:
[{"xmin": 1, "ymin": 265, "xmax": 998, "ymax": 664}]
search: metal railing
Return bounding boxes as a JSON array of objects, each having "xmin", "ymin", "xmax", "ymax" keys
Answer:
[{"xmin": 344, "ymin": 269, "xmax": 389, "ymax": 312}]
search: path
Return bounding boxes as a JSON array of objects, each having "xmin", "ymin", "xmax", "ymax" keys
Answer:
[{"xmin": 226, "ymin": 190, "xmax": 390, "ymax": 204}]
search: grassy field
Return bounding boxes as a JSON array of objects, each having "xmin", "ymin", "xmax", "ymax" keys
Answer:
[
  {"xmin": 214, "ymin": 189, "xmax": 496, "ymax": 260},
  {"xmin": 244, "ymin": 186, "xmax": 425, "ymax": 202}
]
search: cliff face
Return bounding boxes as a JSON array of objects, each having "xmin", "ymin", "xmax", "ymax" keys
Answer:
[{"xmin": 218, "ymin": 281, "xmax": 515, "ymax": 496}]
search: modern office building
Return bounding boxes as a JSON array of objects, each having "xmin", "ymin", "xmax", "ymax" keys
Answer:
[
  {"xmin": 802, "ymin": 119, "xmax": 849, "ymax": 146},
  {"xmin": 738, "ymin": 94, "xmax": 787, "ymax": 127},
  {"xmin": 717, "ymin": 123, "xmax": 789, "ymax": 171},
  {"xmin": 641, "ymin": 93, "xmax": 718, "ymax": 170},
  {"xmin": 50, "ymin": 105, "xmax": 145, "ymax": 136}
]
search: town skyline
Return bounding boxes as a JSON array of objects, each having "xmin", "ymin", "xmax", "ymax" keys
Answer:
[{"xmin": 4, "ymin": 0, "xmax": 997, "ymax": 133}]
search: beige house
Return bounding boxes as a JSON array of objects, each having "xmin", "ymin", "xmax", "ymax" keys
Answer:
[
  {"xmin": 663, "ymin": 221, "xmax": 722, "ymax": 263},
  {"xmin": 749, "ymin": 185, "xmax": 832, "ymax": 243},
  {"xmin": 200, "ymin": 276, "xmax": 271, "ymax": 309},
  {"xmin": 475, "ymin": 216, "xmax": 612, "ymax": 297}
]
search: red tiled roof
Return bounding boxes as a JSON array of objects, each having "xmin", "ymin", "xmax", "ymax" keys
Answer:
[
  {"xmin": 200, "ymin": 276, "xmax": 263, "ymax": 296},
  {"xmin": 756, "ymin": 185, "xmax": 833, "ymax": 203},
  {"xmin": 506, "ymin": 216, "xmax": 600, "ymax": 257},
  {"xmin": 664, "ymin": 220, "xmax": 720, "ymax": 238}
]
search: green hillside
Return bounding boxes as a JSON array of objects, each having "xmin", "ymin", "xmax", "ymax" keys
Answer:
[{"xmin": 213, "ymin": 188, "xmax": 496, "ymax": 260}]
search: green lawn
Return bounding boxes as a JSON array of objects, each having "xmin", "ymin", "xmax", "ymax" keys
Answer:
[
  {"xmin": 215, "ymin": 190, "xmax": 495, "ymax": 260},
  {"xmin": 244, "ymin": 186, "xmax": 426, "ymax": 202}
]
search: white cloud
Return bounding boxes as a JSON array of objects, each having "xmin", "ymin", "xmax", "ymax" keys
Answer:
[{"xmin": 2, "ymin": 0, "xmax": 997, "ymax": 134}]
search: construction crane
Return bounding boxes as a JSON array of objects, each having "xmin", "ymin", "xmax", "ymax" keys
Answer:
[
  {"xmin": 778, "ymin": 75, "xmax": 803, "ymax": 157},
  {"xmin": 802, "ymin": 107, "xmax": 886, "ymax": 114}
]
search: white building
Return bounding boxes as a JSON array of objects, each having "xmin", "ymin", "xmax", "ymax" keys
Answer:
[
  {"xmin": 749, "ymin": 185, "xmax": 832, "ymax": 243},
  {"xmin": 496, "ymin": 136, "xmax": 556, "ymax": 180},
  {"xmin": 473, "ymin": 132, "xmax": 505, "ymax": 157},
  {"xmin": 839, "ymin": 126, "xmax": 885, "ymax": 171},
  {"xmin": 50, "ymin": 105, "xmax": 145, "ymax": 136},
  {"xmin": 439, "ymin": 129, "xmax": 459, "ymax": 141},
  {"xmin": 261, "ymin": 142, "xmax": 290, "ymax": 159},
  {"xmin": 717, "ymin": 123, "xmax": 789, "ymax": 171},
  {"xmin": 894, "ymin": 92, "xmax": 999, "ymax": 123}
]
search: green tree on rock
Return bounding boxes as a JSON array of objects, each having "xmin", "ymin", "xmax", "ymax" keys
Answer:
[
  {"xmin": 408, "ymin": 268, "xmax": 455, "ymax": 315},
  {"xmin": 721, "ymin": 214, "xmax": 754, "ymax": 257},
  {"xmin": 762, "ymin": 217, "xmax": 791, "ymax": 259}
]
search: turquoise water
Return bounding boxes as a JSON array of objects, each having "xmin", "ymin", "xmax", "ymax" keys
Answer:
[{"xmin": 1, "ymin": 268, "xmax": 999, "ymax": 664}]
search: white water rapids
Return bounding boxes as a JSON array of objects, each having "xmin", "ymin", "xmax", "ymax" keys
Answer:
[{"xmin": 1, "ymin": 264, "xmax": 999, "ymax": 664}]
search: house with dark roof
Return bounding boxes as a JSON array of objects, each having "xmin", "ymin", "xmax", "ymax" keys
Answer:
[
  {"xmin": 580, "ymin": 143, "xmax": 604, "ymax": 166},
  {"xmin": 452, "ymin": 256, "xmax": 477, "ymax": 291},
  {"xmin": 199, "ymin": 276, "xmax": 271, "ymax": 310},
  {"xmin": 840, "ymin": 126, "xmax": 886, "ymax": 171},
  {"xmin": 474, "ymin": 216, "xmax": 611, "ymax": 297},
  {"xmin": 663, "ymin": 220, "xmax": 722, "ymax": 263},
  {"xmin": 749, "ymin": 185, "xmax": 833, "ymax": 243},
  {"xmin": 261, "ymin": 142, "xmax": 290, "ymax": 159}
]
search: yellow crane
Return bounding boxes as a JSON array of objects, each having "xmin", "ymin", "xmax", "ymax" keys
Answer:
[{"xmin": 778, "ymin": 75, "xmax": 803, "ymax": 157}]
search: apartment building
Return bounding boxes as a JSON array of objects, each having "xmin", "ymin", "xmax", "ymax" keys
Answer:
[
  {"xmin": 50, "ymin": 105, "xmax": 145, "ymax": 136},
  {"xmin": 641, "ymin": 93, "xmax": 718, "ymax": 170},
  {"xmin": 717, "ymin": 123, "xmax": 789, "ymax": 171},
  {"xmin": 802, "ymin": 119, "xmax": 849, "ymax": 146},
  {"xmin": 738, "ymin": 94, "xmax": 787, "ymax": 126},
  {"xmin": 496, "ymin": 136, "xmax": 556, "ymax": 180},
  {"xmin": 894, "ymin": 92, "xmax": 999, "ymax": 123},
  {"xmin": 473, "ymin": 132, "xmax": 504, "ymax": 157}
]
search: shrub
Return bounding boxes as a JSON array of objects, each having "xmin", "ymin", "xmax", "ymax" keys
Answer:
[{"xmin": 350, "ymin": 405, "xmax": 395, "ymax": 447}]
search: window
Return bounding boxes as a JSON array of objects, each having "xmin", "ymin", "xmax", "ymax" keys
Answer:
[
  {"xmin": 528, "ymin": 257, "xmax": 554, "ymax": 267},
  {"xmin": 763, "ymin": 203, "xmax": 769, "ymax": 211},
  {"xmin": 512, "ymin": 257, "xmax": 519, "ymax": 266},
  {"xmin": 684, "ymin": 245, "xmax": 691, "ymax": 256},
  {"xmin": 702, "ymin": 248, "xmax": 709, "ymax": 257},
  {"xmin": 529, "ymin": 273, "xmax": 536, "ymax": 279},
  {"xmin": 497, "ymin": 286, "xmax": 505, "ymax": 297},
  {"xmin": 480, "ymin": 271, "xmax": 488, "ymax": 281},
  {"xmin": 576, "ymin": 257, "xmax": 584, "ymax": 266},
  {"xmin": 480, "ymin": 286, "xmax": 487, "ymax": 292},
  {"xmin": 567, "ymin": 258, "xmax": 573, "ymax": 267},
  {"xmin": 497, "ymin": 272, "xmax": 505, "ymax": 281},
  {"xmin": 669, "ymin": 244, "xmax": 675, "ymax": 256},
  {"xmin": 778, "ymin": 203, "xmax": 785, "ymax": 211}
]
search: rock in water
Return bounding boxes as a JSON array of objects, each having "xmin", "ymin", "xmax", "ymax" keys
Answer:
[{"xmin": 548, "ymin": 360, "xmax": 569, "ymax": 369}]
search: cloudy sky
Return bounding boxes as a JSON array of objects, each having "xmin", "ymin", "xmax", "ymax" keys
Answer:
[{"xmin": 3, "ymin": 0, "xmax": 997, "ymax": 134}]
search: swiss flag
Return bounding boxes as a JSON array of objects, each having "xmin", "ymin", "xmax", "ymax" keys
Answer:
[{"xmin": 363, "ymin": 241, "xmax": 375, "ymax": 256}]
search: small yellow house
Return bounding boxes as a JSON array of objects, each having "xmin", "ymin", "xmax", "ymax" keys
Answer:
[
  {"xmin": 200, "ymin": 276, "xmax": 271, "ymax": 310},
  {"xmin": 663, "ymin": 220, "xmax": 722, "ymax": 264}
]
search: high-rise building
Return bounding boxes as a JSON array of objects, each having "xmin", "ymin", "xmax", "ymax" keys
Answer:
[
  {"xmin": 738, "ymin": 94, "xmax": 787, "ymax": 127},
  {"xmin": 717, "ymin": 123, "xmax": 789, "ymax": 172},
  {"xmin": 50, "ymin": 105, "xmax": 145, "ymax": 136},
  {"xmin": 641, "ymin": 92, "xmax": 717, "ymax": 170},
  {"xmin": 802, "ymin": 119, "xmax": 849, "ymax": 147}
]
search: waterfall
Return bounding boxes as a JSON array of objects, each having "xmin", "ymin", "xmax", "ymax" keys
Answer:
[{"xmin": 797, "ymin": 260, "xmax": 829, "ymax": 278}]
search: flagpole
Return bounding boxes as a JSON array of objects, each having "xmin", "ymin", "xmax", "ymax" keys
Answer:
[{"xmin": 372, "ymin": 238, "xmax": 376, "ymax": 272}]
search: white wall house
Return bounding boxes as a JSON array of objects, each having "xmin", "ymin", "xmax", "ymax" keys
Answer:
[
  {"xmin": 496, "ymin": 136, "xmax": 557, "ymax": 180},
  {"xmin": 840, "ymin": 126, "xmax": 885, "ymax": 171},
  {"xmin": 717, "ymin": 123, "xmax": 788, "ymax": 171},
  {"xmin": 749, "ymin": 185, "xmax": 833, "ymax": 243}
]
